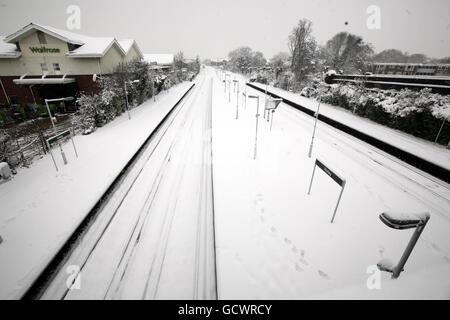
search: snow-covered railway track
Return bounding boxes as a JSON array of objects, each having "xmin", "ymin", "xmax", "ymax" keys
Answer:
[{"xmin": 22, "ymin": 74, "xmax": 217, "ymax": 299}]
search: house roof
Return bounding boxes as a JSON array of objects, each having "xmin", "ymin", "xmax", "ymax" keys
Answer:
[
  {"xmin": 1, "ymin": 23, "xmax": 142, "ymax": 59},
  {"xmin": 0, "ymin": 36, "xmax": 21, "ymax": 58},
  {"xmin": 118, "ymin": 39, "xmax": 143, "ymax": 58},
  {"xmin": 144, "ymin": 53, "xmax": 174, "ymax": 65}
]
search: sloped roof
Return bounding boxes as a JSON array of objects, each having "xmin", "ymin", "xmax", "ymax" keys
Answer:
[
  {"xmin": 118, "ymin": 39, "xmax": 143, "ymax": 58},
  {"xmin": 2, "ymin": 23, "xmax": 142, "ymax": 59},
  {"xmin": 144, "ymin": 53, "xmax": 174, "ymax": 65},
  {"xmin": 0, "ymin": 36, "xmax": 21, "ymax": 58}
]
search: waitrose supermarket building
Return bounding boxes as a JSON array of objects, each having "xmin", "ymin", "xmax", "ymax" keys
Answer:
[{"xmin": 0, "ymin": 23, "xmax": 143, "ymax": 108}]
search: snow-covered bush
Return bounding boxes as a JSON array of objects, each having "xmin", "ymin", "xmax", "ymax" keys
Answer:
[
  {"xmin": 76, "ymin": 93, "xmax": 101, "ymax": 135},
  {"xmin": 75, "ymin": 58, "xmax": 177, "ymax": 134},
  {"xmin": 291, "ymin": 82, "xmax": 450, "ymax": 144}
]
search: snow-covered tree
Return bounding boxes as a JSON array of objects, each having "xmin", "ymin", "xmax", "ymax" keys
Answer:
[{"xmin": 324, "ymin": 32, "xmax": 374, "ymax": 73}]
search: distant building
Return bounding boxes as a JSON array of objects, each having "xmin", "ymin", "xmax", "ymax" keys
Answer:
[
  {"xmin": 209, "ymin": 58, "xmax": 227, "ymax": 67},
  {"xmin": 370, "ymin": 62, "xmax": 450, "ymax": 76},
  {"xmin": 143, "ymin": 54, "xmax": 174, "ymax": 72},
  {"xmin": 0, "ymin": 22, "xmax": 143, "ymax": 108}
]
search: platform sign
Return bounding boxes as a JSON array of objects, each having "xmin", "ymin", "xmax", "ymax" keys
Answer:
[
  {"xmin": 47, "ymin": 129, "xmax": 71, "ymax": 146},
  {"xmin": 307, "ymin": 158, "xmax": 346, "ymax": 223},
  {"xmin": 315, "ymin": 159, "xmax": 345, "ymax": 187}
]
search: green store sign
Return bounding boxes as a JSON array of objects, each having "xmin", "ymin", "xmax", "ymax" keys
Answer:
[{"xmin": 29, "ymin": 46, "xmax": 60, "ymax": 53}]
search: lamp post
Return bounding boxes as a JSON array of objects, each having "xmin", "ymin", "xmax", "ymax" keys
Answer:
[
  {"xmin": 44, "ymin": 97, "xmax": 74, "ymax": 165},
  {"xmin": 308, "ymin": 95, "xmax": 322, "ymax": 158},
  {"xmin": 224, "ymin": 73, "xmax": 230, "ymax": 94},
  {"xmin": 233, "ymin": 80, "xmax": 239, "ymax": 119},
  {"xmin": 248, "ymin": 95, "xmax": 260, "ymax": 160}
]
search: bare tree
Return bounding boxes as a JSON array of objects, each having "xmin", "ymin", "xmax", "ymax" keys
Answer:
[{"xmin": 288, "ymin": 19, "xmax": 317, "ymax": 83}]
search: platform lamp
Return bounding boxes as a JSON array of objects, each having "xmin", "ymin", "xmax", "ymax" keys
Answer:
[{"xmin": 247, "ymin": 95, "xmax": 260, "ymax": 160}]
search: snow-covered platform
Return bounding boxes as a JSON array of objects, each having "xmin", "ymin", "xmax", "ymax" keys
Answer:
[
  {"xmin": 213, "ymin": 69, "xmax": 450, "ymax": 299},
  {"xmin": 249, "ymin": 82, "xmax": 450, "ymax": 177},
  {"xmin": 0, "ymin": 82, "xmax": 194, "ymax": 299}
]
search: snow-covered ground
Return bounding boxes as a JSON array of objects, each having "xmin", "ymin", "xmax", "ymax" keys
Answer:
[
  {"xmin": 213, "ymin": 69, "xmax": 450, "ymax": 299},
  {"xmin": 1, "ymin": 67, "xmax": 449, "ymax": 300},
  {"xmin": 0, "ymin": 81, "xmax": 193, "ymax": 299},
  {"xmin": 249, "ymin": 82, "xmax": 450, "ymax": 172}
]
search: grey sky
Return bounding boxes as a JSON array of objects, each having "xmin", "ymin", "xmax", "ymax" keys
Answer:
[{"xmin": 0, "ymin": 0, "xmax": 449, "ymax": 59}]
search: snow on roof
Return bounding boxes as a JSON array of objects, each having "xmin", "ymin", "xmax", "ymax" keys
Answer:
[
  {"xmin": 118, "ymin": 39, "xmax": 143, "ymax": 58},
  {"xmin": 144, "ymin": 54, "xmax": 174, "ymax": 65},
  {"xmin": 0, "ymin": 35, "xmax": 21, "ymax": 58},
  {"xmin": 3, "ymin": 23, "xmax": 143, "ymax": 58},
  {"xmin": 117, "ymin": 39, "xmax": 134, "ymax": 53}
]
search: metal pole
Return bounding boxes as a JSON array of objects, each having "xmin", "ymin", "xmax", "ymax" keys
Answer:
[
  {"xmin": 47, "ymin": 140, "xmax": 58, "ymax": 172},
  {"xmin": 434, "ymin": 118, "xmax": 447, "ymax": 143},
  {"xmin": 46, "ymin": 99, "xmax": 68, "ymax": 165},
  {"xmin": 29, "ymin": 86, "xmax": 37, "ymax": 110},
  {"xmin": 270, "ymin": 110, "xmax": 274, "ymax": 131},
  {"xmin": 253, "ymin": 97, "xmax": 260, "ymax": 160},
  {"xmin": 70, "ymin": 134, "xmax": 78, "ymax": 158},
  {"xmin": 124, "ymin": 81, "xmax": 131, "ymax": 120},
  {"xmin": 307, "ymin": 163, "xmax": 317, "ymax": 195},
  {"xmin": 0, "ymin": 79, "xmax": 10, "ymax": 105},
  {"xmin": 244, "ymin": 86, "xmax": 247, "ymax": 109},
  {"xmin": 45, "ymin": 100, "xmax": 57, "ymax": 133},
  {"xmin": 308, "ymin": 95, "xmax": 322, "ymax": 158},
  {"xmin": 236, "ymin": 87, "xmax": 239, "ymax": 120},
  {"xmin": 392, "ymin": 217, "xmax": 429, "ymax": 278},
  {"xmin": 228, "ymin": 81, "xmax": 231, "ymax": 102},
  {"xmin": 330, "ymin": 181, "xmax": 346, "ymax": 223}
]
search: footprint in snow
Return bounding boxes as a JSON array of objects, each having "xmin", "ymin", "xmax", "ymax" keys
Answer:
[
  {"xmin": 270, "ymin": 226, "xmax": 277, "ymax": 234},
  {"xmin": 284, "ymin": 238, "xmax": 292, "ymax": 245},
  {"xmin": 291, "ymin": 246, "xmax": 299, "ymax": 254},
  {"xmin": 299, "ymin": 257, "xmax": 309, "ymax": 266},
  {"xmin": 294, "ymin": 263, "xmax": 303, "ymax": 272},
  {"xmin": 318, "ymin": 270, "xmax": 330, "ymax": 280}
]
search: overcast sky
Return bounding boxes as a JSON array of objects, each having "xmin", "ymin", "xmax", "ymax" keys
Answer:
[{"xmin": 0, "ymin": 0, "xmax": 448, "ymax": 59}]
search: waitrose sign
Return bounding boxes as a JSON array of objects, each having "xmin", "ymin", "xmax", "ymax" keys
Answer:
[{"xmin": 29, "ymin": 46, "xmax": 60, "ymax": 53}]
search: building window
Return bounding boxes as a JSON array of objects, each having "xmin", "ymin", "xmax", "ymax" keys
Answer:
[
  {"xmin": 40, "ymin": 63, "xmax": 48, "ymax": 72},
  {"xmin": 37, "ymin": 31, "xmax": 47, "ymax": 44},
  {"xmin": 53, "ymin": 63, "xmax": 61, "ymax": 72}
]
